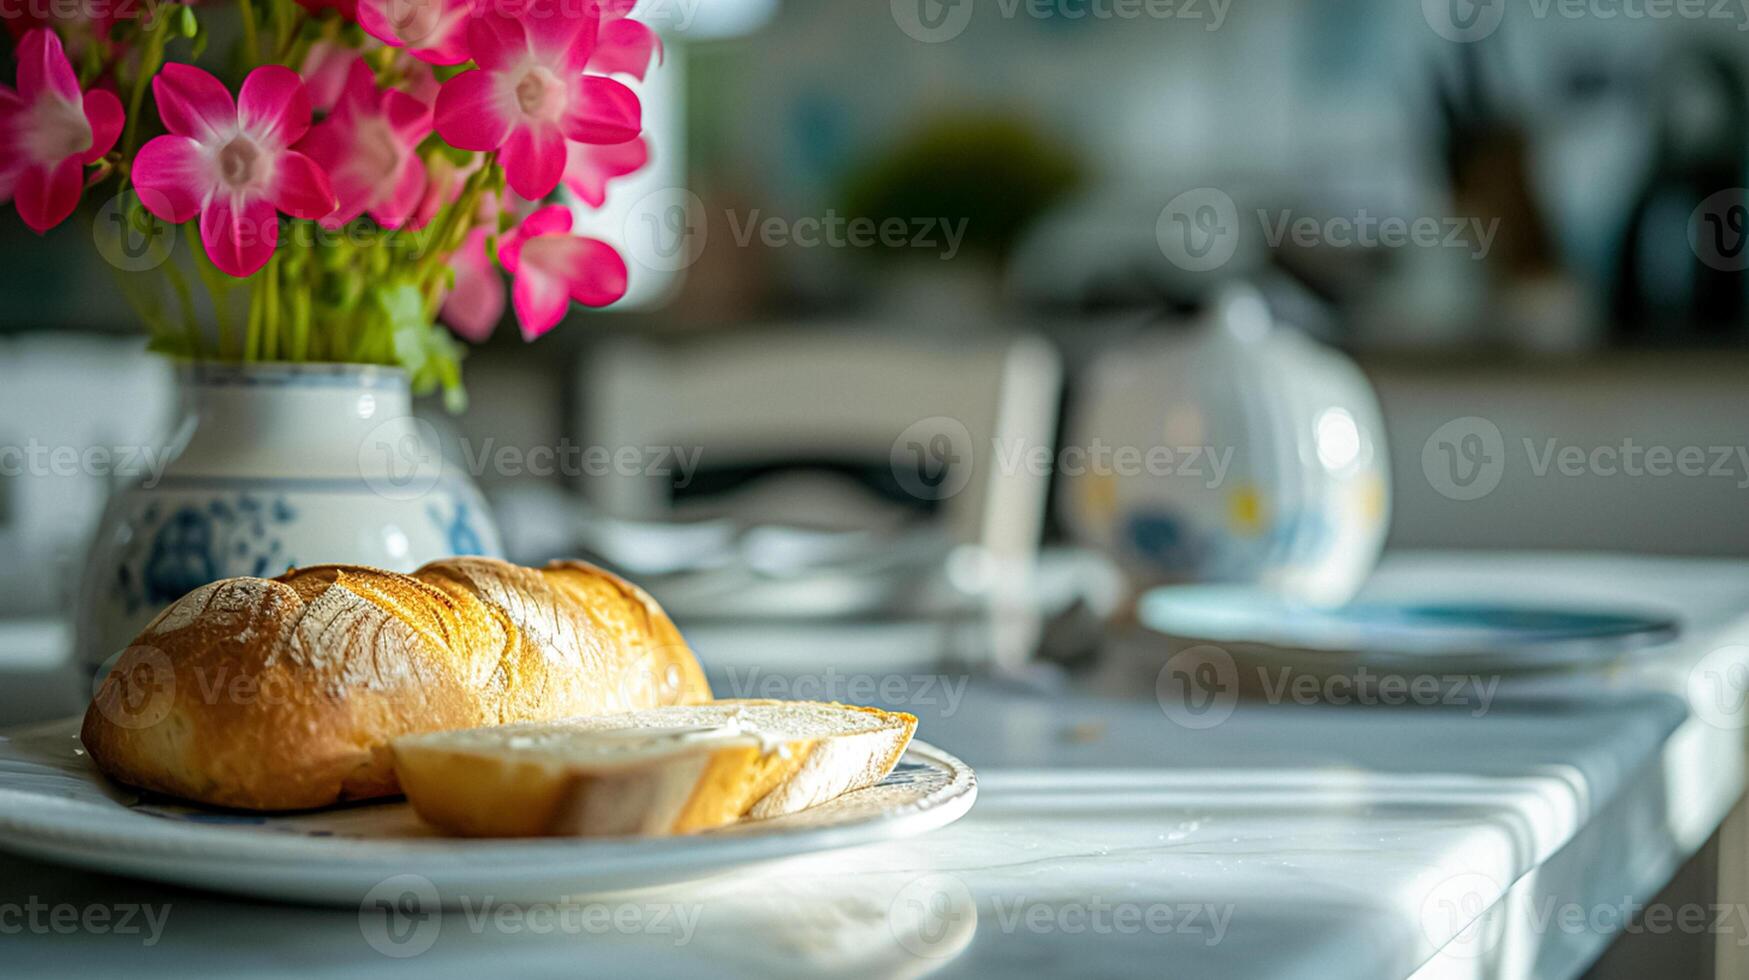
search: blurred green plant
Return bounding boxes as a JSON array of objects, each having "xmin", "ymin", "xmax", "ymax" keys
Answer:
[{"xmin": 838, "ymin": 113, "xmax": 1082, "ymax": 263}]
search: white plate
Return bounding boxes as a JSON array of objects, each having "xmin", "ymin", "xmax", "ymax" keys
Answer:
[
  {"xmin": 0, "ymin": 717, "xmax": 977, "ymax": 907},
  {"xmin": 1138, "ymin": 585, "xmax": 1681, "ymax": 675}
]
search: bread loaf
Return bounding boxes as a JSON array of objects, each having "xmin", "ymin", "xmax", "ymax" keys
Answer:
[
  {"xmin": 80, "ymin": 557, "xmax": 711, "ymax": 810},
  {"xmin": 391, "ymin": 700, "xmax": 918, "ymax": 837}
]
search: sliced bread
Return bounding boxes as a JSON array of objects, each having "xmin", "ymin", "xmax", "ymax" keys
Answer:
[{"xmin": 390, "ymin": 700, "xmax": 918, "ymax": 837}]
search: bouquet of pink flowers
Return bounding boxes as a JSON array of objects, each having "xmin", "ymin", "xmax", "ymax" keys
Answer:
[{"xmin": 0, "ymin": 0, "xmax": 658, "ymax": 406}]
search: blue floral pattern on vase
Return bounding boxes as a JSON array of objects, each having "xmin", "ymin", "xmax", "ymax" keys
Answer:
[
  {"xmin": 114, "ymin": 495, "xmax": 297, "ymax": 614},
  {"xmin": 428, "ymin": 497, "xmax": 485, "ymax": 557}
]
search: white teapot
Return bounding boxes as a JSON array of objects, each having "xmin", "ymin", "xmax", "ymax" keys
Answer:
[{"xmin": 1061, "ymin": 286, "xmax": 1389, "ymax": 606}]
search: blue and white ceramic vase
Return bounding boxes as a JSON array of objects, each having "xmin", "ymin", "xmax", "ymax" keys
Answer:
[
  {"xmin": 74, "ymin": 362, "xmax": 501, "ymax": 678},
  {"xmin": 1061, "ymin": 286, "xmax": 1389, "ymax": 606}
]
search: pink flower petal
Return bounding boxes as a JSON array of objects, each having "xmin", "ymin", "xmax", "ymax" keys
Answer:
[
  {"xmin": 268, "ymin": 150, "xmax": 337, "ymax": 221},
  {"xmin": 239, "ymin": 65, "xmax": 312, "ymax": 147},
  {"xmin": 382, "ymin": 89, "xmax": 431, "ymax": 141},
  {"xmin": 298, "ymin": 41, "xmax": 355, "ymax": 115},
  {"xmin": 14, "ymin": 157, "xmax": 81, "ymax": 232},
  {"xmin": 528, "ymin": 2, "xmax": 598, "ymax": 72},
  {"xmin": 504, "ymin": 204, "xmax": 573, "ymax": 264},
  {"xmin": 433, "ymin": 69, "xmax": 512, "ymax": 151},
  {"xmin": 337, "ymin": 57, "xmax": 376, "ymax": 114},
  {"xmin": 501, "ymin": 123, "xmax": 567, "ymax": 200},
  {"xmin": 80, "ymin": 89, "xmax": 124, "ymax": 163},
  {"xmin": 561, "ymin": 134, "xmax": 646, "ymax": 207},
  {"xmin": 201, "ymin": 194, "xmax": 280, "ymax": 277},
  {"xmin": 511, "ymin": 234, "xmax": 627, "ymax": 338},
  {"xmin": 359, "ymin": 0, "xmax": 475, "ymax": 65},
  {"xmin": 372, "ymin": 153, "xmax": 426, "ymax": 229},
  {"xmin": 131, "ymin": 135, "xmax": 208, "ymax": 223},
  {"xmin": 529, "ymin": 233, "xmax": 628, "ymax": 307},
  {"xmin": 441, "ymin": 228, "xmax": 505, "ymax": 341},
  {"xmin": 465, "ymin": 14, "xmax": 528, "ymax": 71},
  {"xmin": 588, "ymin": 18, "xmax": 661, "ymax": 81},
  {"xmin": 510, "ymin": 247, "xmax": 572, "ymax": 339},
  {"xmin": 17, "ymin": 29, "xmax": 79, "ymax": 105},
  {"xmin": 560, "ymin": 76, "xmax": 640, "ymax": 146},
  {"xmin": 525, "ymin": 203, "xmax": 575, "ymax": 233},
  {"xmin": 152, "ymin": 63, "xmax": 235, "ymax": 142}
]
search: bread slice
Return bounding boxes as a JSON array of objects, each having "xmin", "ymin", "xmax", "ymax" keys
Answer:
[{"xmin": 390, "ymin": 700, "xmax": 918, "ymax": 837}]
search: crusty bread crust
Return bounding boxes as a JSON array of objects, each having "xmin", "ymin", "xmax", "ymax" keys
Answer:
[{"xmin": 80, "ymin": 557, "xmax": 711, "ymax": 810}]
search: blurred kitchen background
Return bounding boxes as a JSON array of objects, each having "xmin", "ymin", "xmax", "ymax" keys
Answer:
[{"xmin": 5, "ymin": 0, "xmax": 1749, "ymax": 709}]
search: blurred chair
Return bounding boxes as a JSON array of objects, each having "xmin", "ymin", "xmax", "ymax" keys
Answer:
[{"xmin": 578, "ymin": 329, "xmax": 1063, "ymax": 667}]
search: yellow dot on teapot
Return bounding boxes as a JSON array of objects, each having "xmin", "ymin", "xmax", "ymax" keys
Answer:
[{"xmin": 1228, "ymin": 485, "xmax": 1267, "ymax": 536}]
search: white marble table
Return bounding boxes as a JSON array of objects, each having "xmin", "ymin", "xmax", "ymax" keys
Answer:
[{"xmin": 3, "ymin": 553, "xmax": 1747, "ymax": 979}]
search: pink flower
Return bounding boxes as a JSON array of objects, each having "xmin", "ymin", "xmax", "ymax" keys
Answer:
[
  {"xmin": 498, "ymin": 204, "xmax": 627, "ymax": 338},
  {"xmin": 561, "ymin": 134, "xmax": 646, "ymax": 207},
  {"xmin": 433, "ymin": 9, "xmax": 641, "ymax": 201},
  {"xmin": 133, "ymin": 63, "xmax": 336, "ymax": 277},
  {"xmin": 440, "ymin": 227, "xmax": 504, "ymax": 341},
  {"xmin": 357, "ymin": 0, "xmax": 475, "ymax": 65},
  {"xmin": 296, "ymin": 58, "xmax": 430, "ymax": 230},
  {"xmin": 299, "ymin": 40, "xmax": 357, "ymax": 115},
  {"xmin": 295, "ymin": 0, "xmax": 360, "ymax": 19},
  {"xmin": 589, "ymin": 12, "xmax": 662, "ymax": 81},
  {"xmin": 412, "ymin": 151, "xmax": 481, "ymax": 231},
  {"xmin": 0, "ymin": 30, "xmax": 123, "ymax": 233}
]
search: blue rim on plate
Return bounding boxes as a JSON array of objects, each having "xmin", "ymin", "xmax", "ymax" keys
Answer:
[{"xmin": 1138, "ymin": 585, "xmax": 1681, "ymax": 672}]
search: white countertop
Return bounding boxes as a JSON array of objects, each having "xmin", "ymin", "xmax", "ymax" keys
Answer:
[{"xmin": 4, "ymin": 552, "xmax": 1747, "ymax": 979}]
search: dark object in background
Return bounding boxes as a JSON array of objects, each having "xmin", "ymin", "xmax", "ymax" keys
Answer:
[
  {"xmin": 838, "ymin": 114, "xmax": 1082, "ymax": 263},
  {"xmin": 1612, "ymin": 48, "xmax": 1749, "ymax": 343},
  {"xmin": 1432, "ymin": 43, "xmax": 1561, "ymax": 283}
]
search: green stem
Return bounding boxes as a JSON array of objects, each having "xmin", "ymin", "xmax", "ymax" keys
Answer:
[
  {"xmin": 183, "ymin": 223, "xmax": 239, "ymax": 359},
  {"xmin": 238, "ymin": 0, "xmax": 261, "ymax": 66},
  {"xmin": 264, "ymin": 253, "xmax": 282, "ymax": 361},
  {"xmin": 162, "ymin": 259, "xmax": 204, "ymax": 359},
  {"xmin": 291, "ymin": 283, "xmax": 310, "ymax": 362},
  {"xmin": 244, "ymin": 268, "xmax": 264, "ymax": 361},
  {"xmin": 122, "ymin": 4, "xmax": 178, "ymax": 163}
]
